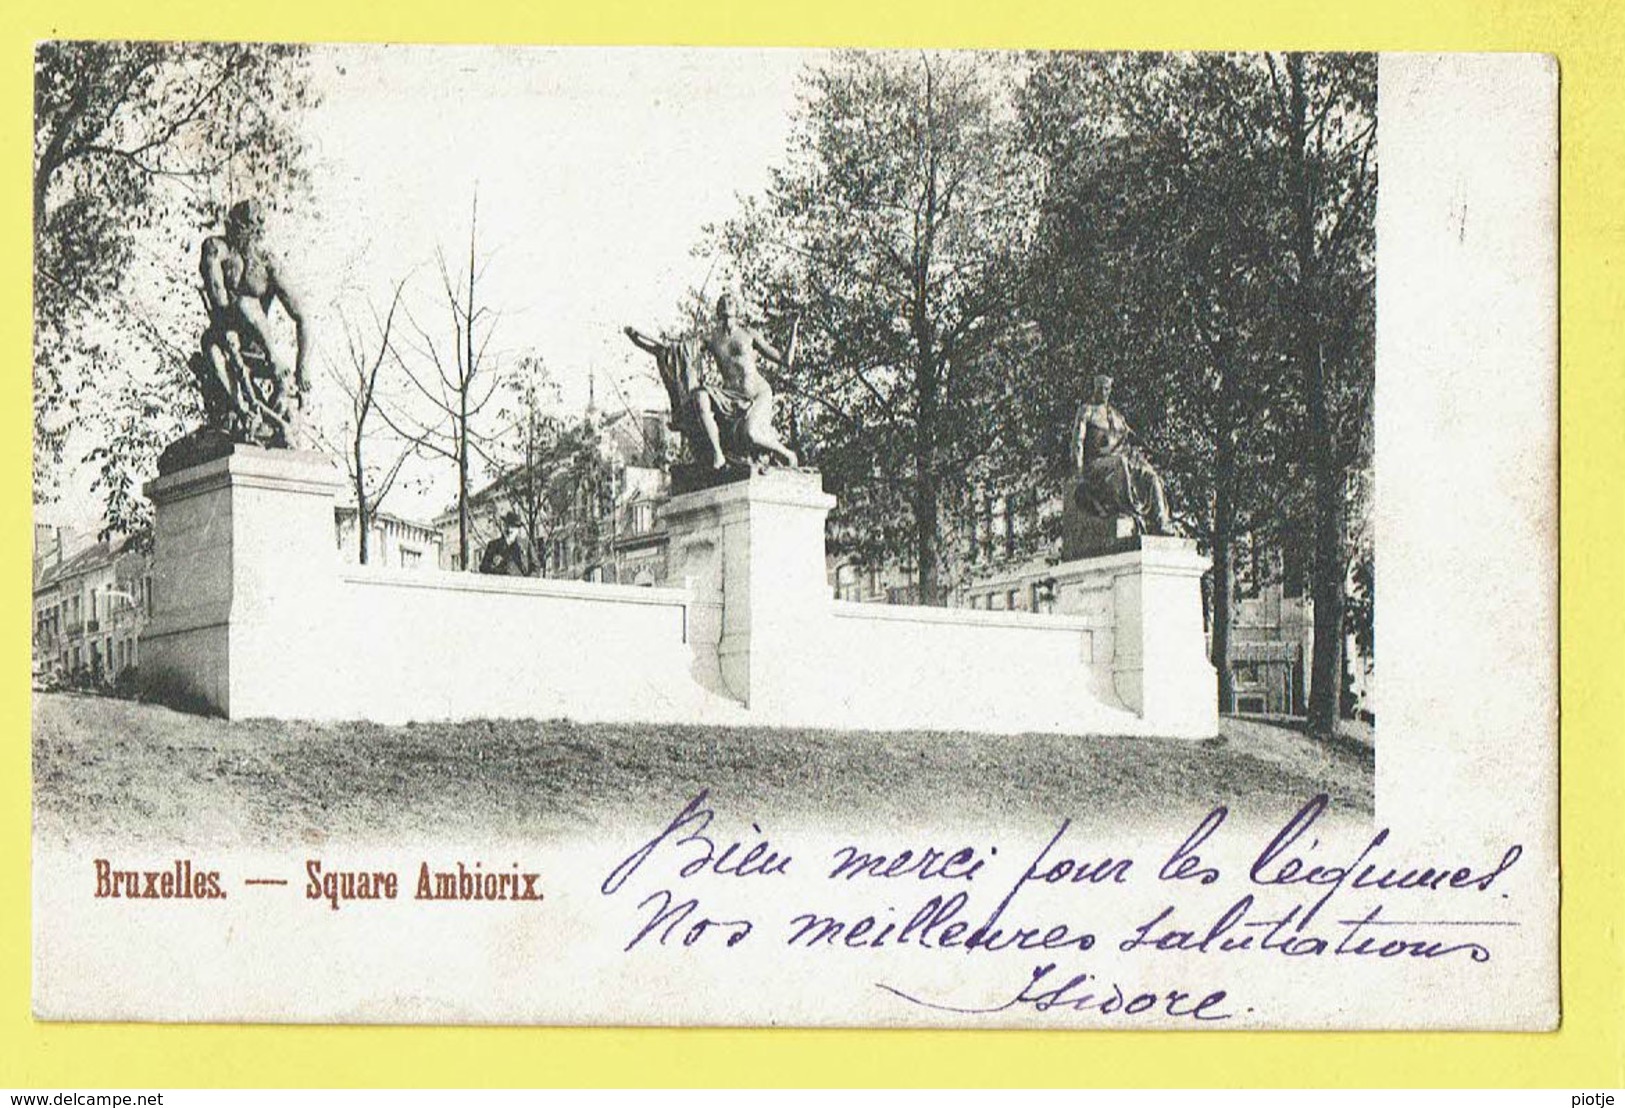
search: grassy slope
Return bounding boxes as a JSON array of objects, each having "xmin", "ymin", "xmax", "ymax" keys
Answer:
[{"xmin": 32, "ymin": 692, "xmax": 1372, "ymax": 847}]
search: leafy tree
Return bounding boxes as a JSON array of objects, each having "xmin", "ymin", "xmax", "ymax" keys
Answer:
[
  {"xmin": 489, "ymin": 353, "xmax": 563, "ymax": 575},
  {"xmin": 81, "ymin": 310, "xmax": 203, "ymax": 539},
  {"xmin": 708, "ymin": 50, "xmax": 1043, "ymax": 603},
  {"xmin": 33, "ymin": 41, "xmax": 318, "ymax": 518},
  {"xmin": 1022, "ymin": 52, "xmax": 1373, "ymax": 725},
  {"xmin": 1021, "ymin": 52, "xmax": 1304, "ymax": 711},
  {"xmin": 531, "ymin": 415, "xmax": 617, "ymax": 580},
  {"xmin": 1265, "ymin": 52, "xmax": 1377, "ymax": 737}
]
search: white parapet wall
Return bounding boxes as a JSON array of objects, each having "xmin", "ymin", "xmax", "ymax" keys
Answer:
[
  {"xmin": 141, "ymin": 447, "xmax": 1216, "ymax": 738},
  {"xmin": 816, "ymin": 603, "xmax": 1137, "ymax": 735},
  {"xmin": 319, "ymin": 569, "xmax": 733, "ymax": 725}
]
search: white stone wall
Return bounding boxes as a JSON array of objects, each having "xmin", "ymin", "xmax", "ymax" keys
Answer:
[
  {"xmin": 143, "ymin": 449, "xmax": 1215, "ymax": 738},
  {"xmin": 812, "ymin": 603, "xmax": 1138, "ymax": 735},
  {"xmin": 316, "ymin": 569, "xmax": 737, "ymax": 725}
]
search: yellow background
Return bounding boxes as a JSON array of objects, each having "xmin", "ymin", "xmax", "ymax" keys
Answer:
[{"xmin": 4, "ymin": 0, "xmax": 1622, "ymax": 1089}]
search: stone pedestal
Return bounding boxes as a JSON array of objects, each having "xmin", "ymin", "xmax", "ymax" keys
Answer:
[
  {"xmin": 1061, "ymin": 497, "xmax": 1140, "ymax": 559},
  {"xmin": 660, "ymin": 469, "xmax": 835, "ymax": 713},
  {"xmin": 139, "ymin": 445, "xmax": 344, "ymax": 718},
  {"xmin": 1050, "ymin": 536, "xmax": 1218, "ymax": 738}
]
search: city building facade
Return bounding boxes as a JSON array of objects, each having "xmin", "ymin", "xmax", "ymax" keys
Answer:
[
  {"xmin": 435, "ymin": 404, "xmax": 673, "ymax": 584},
  {"xmin": 335, "ymin": 506, "xmax": 445, "ymax": 570},
  {"xmin": 33, "ymin": 527, "xmax": 153, "ymax": 683},
  {"xmin": 35, "ymin": 503, "xmax": 446, "ymax": 685}
]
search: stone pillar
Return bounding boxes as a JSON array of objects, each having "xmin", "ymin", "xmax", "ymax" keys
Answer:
[
  {"xmin": 139, "ymin": 445, "xmax": 344, "ymax": 718},
  {"xmin": 1051, "ymin": 536, "xmax": 1218, "ymax": 738},
  {"xmin": 660, "ymin": 469, "xmax": 835, "ymax": 716}
]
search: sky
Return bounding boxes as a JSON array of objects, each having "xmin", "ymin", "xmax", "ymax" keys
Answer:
[
  {"xmin": 51, "ymin": 45, "xmax": 822, "ymax": 529},
  {"xmin": 295, "ymin": 45, "xmax": 814, "ymax": 405}
]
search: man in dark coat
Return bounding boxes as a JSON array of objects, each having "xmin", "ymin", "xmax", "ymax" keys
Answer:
[{"xmin": 478, "ymin": 511, "xmax": 535, "ymax": 576}]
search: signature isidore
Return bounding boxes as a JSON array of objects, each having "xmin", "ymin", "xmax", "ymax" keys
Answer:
[{"xmin": 877, "ymin": 962, "xmax": 1238, "ymax": 1022}]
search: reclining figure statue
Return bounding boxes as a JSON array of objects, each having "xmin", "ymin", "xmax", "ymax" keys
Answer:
[{"xmin": 625, "ymin": 292, "xmax": 798, "ymax": 478}]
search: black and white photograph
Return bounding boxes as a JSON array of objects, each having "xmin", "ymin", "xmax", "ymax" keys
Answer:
[{"xmin": 30, "ymin": 44, "xmax": 1556, "ymax": 1028}]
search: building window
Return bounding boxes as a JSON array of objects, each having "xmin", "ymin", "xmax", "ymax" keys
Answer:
[
  {"xmin": 834, "ymin": 564, "xmax": 857, "ymax": 601},
  {"xmin": 1031, "ymin": 581, "xmax": 1055, "ymax": 615},
  {"xmin": 1017, "ymin": 489, "xmax": 1039, "ymax": 557},
  {"xmin": 1281, "ymin": 548, "xmax": 1306, "ymax": 599},
  {"xmin": 1007, "ymin": 588, "xmax": 1020, "ymax": 612},
  {"xmin": 1235, "ymin": 532, "xmax": 1265, "ymax": 600},
  {"xmin": 400, "ymin": 548, "xmax": 422, "ymax": 569}
]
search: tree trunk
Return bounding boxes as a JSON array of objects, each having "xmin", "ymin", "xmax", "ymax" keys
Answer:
[
  {"xmin": 1282, "ymin": 53, "xmax": 1346, "ymax": 739},
  {"xmin": 914, "ymin": 359, "xmax": 940, "ymax": 606},
  {"xmin": 459, "ymin": 193, "xmax": 478, "ymax": 572},
  {"xmin": 912, "ymin": 66, "xmax": 942, "ymax": 608},
  {"xmin": 457, "ymin": 430, "xmax": 469, "ymax": 571},
  {"xmin": 1307, "ymin": 458, "xmax": 1347, "ymax": 735},
  {"xmin": 1210, "ymin": 459, "xmax": 1236, "ymax": 714},
  {"xmin": 915, "ymin": 476, "xmax": 940, "ymax": 607},
  {"xmin": 353, "ymin": 448, "xmax": 370, "ymax": 566}
]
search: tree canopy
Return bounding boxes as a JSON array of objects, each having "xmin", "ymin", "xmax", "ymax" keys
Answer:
[
  {"xmin": 708, "ymin": 50, "xmax": 1044, "ymax": 601},
  {"xmin": 1021, "ymin": 52, "xmax": 1374, "ymax": 723},
  {"xmin": 705, "ymin": 49, "xmax": 1375, "ymax": 718},
  {"xmin": 33, "ymin": 41, "xmax": 318, "ymax": 527}
]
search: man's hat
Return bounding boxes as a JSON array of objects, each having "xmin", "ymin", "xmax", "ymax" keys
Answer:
[{"xmin": 501, "ymin": 510, "xmax": 522, "ymax": 528}]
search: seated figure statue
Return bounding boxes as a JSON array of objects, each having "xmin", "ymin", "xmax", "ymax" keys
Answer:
[
  {"xmin": 624, "ymin": 293, "xmax": 798, "ymax": 481},
  {"xmin": 1071, "ymin": 373, "xmax": 1172, "ymax": 536}
]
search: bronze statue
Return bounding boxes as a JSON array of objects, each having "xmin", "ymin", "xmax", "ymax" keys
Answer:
[
  {"xmin": 625, "ymin": 293, "xmax": 798, "ymax": 477},
  {"xmin": 1072, "ymin": 373, "xmax": 1172, "ymax": 535},
  {"xmin": 189, "ymin": 199, "xmax": 310, "ymax": 447}
]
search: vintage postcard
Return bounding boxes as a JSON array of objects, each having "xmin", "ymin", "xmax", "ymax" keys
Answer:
[{"xmin": 29, "ymin": 46, "xmax": 1556, "ymax": 1029}]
